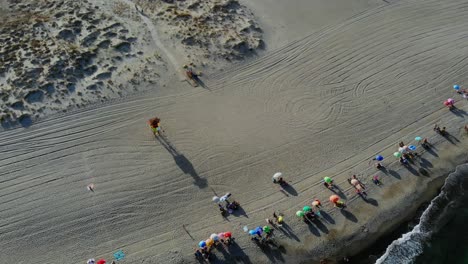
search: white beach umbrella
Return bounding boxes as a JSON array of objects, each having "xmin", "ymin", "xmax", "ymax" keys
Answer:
[
  {"xmin": 272, "ymin": 172, "xmax": 282, "ymax": 181},
  {"xmin": 87, "ymin": 259, "xmax": 96, "ymax": 264},
  {"xmin": 212, "ymin": 196, "xmax": 220, "ymax": 203}
]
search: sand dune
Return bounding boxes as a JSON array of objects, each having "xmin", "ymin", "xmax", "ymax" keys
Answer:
[{"xmin": 1, "ymin": 0, "xmax": 468, "ymax": 263}]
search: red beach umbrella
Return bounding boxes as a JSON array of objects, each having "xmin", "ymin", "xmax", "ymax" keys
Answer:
[
  {"xmin": 224, "ymin": 231, "xmax": 232, "ymax": 238},
  {"xmin": 444, "ymin": 100, "xmax": 451, "ymax": 106},
  {"xmin": 96, "ymin": 259, "xmax": 106, "ymax": 264},
  {"xmin": 329, "ymin": 195, "xmax": 340, "ymax": 203}
]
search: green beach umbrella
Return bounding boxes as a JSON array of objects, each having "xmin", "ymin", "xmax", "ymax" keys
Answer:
[
  {"xmin": 296, "ymin": 210, "xmax": 305, "ymax": 217},
  {"xmin": 393, "ymin": 152, "xmax": 402, "ymax": 158},
  {"xmin": 263, "ymin": 226, "xmax": 271, "ymax": 233},
  {"xmin": 324, "ymin": 177, "xmax": 332, "ymax": 183},
  {"xmin": 303, "ymin": 206, "xmax": 312, "ymax": 212}
]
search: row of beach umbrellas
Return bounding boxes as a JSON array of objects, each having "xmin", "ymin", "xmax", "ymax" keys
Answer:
[{"xmin": 198, "ymin": 232, "xmax": 232, "ymax": 248}]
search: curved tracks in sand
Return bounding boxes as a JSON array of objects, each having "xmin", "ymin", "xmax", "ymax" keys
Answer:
[{"xmin": 1, "ymin": 0, "xmax": 468, "ymax": 263}]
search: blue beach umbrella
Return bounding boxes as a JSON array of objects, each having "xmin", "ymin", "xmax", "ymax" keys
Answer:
[
  {"xmin": 409, "ymin": 145, "xmax": 416, "ymax": 151},
  {"xmin": 199, "ymin": 241, "xmax": 207, "ymax": 248},
  {"xmin": 415, "ymin": 136, "xmax": 422, "ymax": 141},
  {"xmin": 248, "ymin": 230, "xmax": 256, "ymax": 236},
  {"xmin": 454, "ymin": 85, "xmax": 460, "ymax": 91},
  {"xmin": 375, "ymin": 155, "xmax": 384, "ymax": 161}
]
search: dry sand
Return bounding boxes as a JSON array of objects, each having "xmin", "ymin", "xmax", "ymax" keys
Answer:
[{"xmin": 1, "ymin": 0, "xmax": 468, "ymax": 263}]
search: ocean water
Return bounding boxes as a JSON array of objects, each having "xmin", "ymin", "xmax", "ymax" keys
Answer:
[{"xmin": 375, "ymin": 163, "xmax": 468, "ymax": 264}]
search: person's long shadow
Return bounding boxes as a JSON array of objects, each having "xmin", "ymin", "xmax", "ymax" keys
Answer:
[
  {"xmin": 282, "ymin": 184, "xmax": 298, "ymax": 196},
  {"xmin": 279, "ymin": 222, "xmax": 300, "ymax": 241},
  {"xmin": 319, "ymin": 210, "xmax": 335, "ymax": 224},
  {"xmin": 193, "ymin": 75, "xmax": 210, "ymax": 91},
  {"xmin": 442, "ymin": 132, "xmax": 460, "ymax": 145},
  {"xmin": 340, "ymin": 209, "xmax": 358, "ymax": 223},
  {"xmin": 388, "ymin": 169, "xmax": 401, "ymax": 179},
  {"xmin": 157, "ymin": 135, "xmax": 208, "ymax": 188},
  {"xmin": 226, "ymin": 240, "xmax": 253, "ymax": 264}
]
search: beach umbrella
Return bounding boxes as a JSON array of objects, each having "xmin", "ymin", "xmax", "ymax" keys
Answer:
[
  {"xmin": 206, "ymin": 238, "xmax": 214, "ymax": 247},
  {"xmin": 408, "ymin": 145, "xmax": 417, "ymax": 151},
  {"xmin": 224, "ymin": 231, "xmax": 232, "ymax": 238},
  {"xmin": 296, "ymin": 210, "xmax": 305, "ymax": 217},
  {"xmin": 255, "ymin": 226, "xmax": 263, "ymax": 235},
  {"xmin": 218, "ymin": 232, "xmax": 225, "ymax": 239},
  {"xmin": 329, "ymin": 195, "xmax": 340, "ymax": 203},
  {"xmin": 248, "ymin": 230, "xmax": 256, "ymax": 236},
  {"xmin": 210, "ymin": 233, "xmax": 219, "ymax": 241},
  {"xmin": 454, "ymin": 85, "xmax": 460, "ymax": 91},
  {"xmin": 113, "ymin": 250, "xmax": 125, "ymax": 261},
  {"xmin": 393, "ymin": 152, "xmax": 402, "ymax": 158},
  {"xmin": 96, "ymin": 260, "xmax": 106, "ymax": 264},
  {"xmin": 375, "ymin": 155, "xmax": 384, "ymax": 161},
  {"xmin": 312, "ymin": 200, "xmax": 320, "ymax": 206},
  {"xmin": 415, "ymin": 136, "xmax": 422, "ymax": 141},
  {"xmin": 263, "ymin": 226, "xmax": 271, "ymax": 233},
  {"xmin": 212, "ymin": 196, "xmax": 220, "ymax": 203},
  {"xmin": 351, "ymin": 179, "xmax": 359, "ymax": 186},
  {"xmin": 272, "ymin": 172, "xmax": 282, "ymax": 181},
  {"xmin": 87, "ymin": 259, "xmax": 95, "ymax": 264},
  {"xmin": 448, "ymin": 98, "xmax": 455, "ymax": 104},
  {"xmin": 303, "ymin": 205, "xmax": 312, "ymax": 212},
  {"xmin": 324, "ymin": 177, "xmax": 332, "ymax": 183},
  {"xmin": 199, "ymin": 240, "xmax": 207, "ymax": 248},
  {"xmin": 444, "ymin": 100, "xmax": 451, "ymax": 106}
]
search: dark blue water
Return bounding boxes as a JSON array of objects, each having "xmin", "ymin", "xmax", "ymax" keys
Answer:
[{"xmin": 375, "ymin": 164, "xmax": 468, "ymax": 264}]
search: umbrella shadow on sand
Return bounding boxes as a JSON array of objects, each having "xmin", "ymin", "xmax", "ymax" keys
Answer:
[
  {"xmin": 387, "ymin": 169, "xmax": 401, "ymax": 179},
  {"xmin": 449, "ymin": 106, "xmax": 468, "ymax": 117},
  {"xmin": 319, "ymin": 210, "xmax": 335, "ymax": 224},
  {"xmin": 422, "ymin": 143, "xmax": 439, "ymax": 157},
  {"xmin": 361, "ymin": 195, "xmax": 379, "ymax": 206},
  {"xmin": 282, "ymin": 184, "xmax": 298, "ymax": 196},
  {"xmin": 218, "ymin": 240, "xmax": 252, "ymax": 264},
  {"xmin": 156, "ymin": 135, "xmax": 208, "ymax": 189},
  {"xmin": 256, "ymin": 240, "xmax": 286, "ymax": 263},
  {"xmin": 340, "ymin": 209, "xmax": 358, "ymax": 223}
]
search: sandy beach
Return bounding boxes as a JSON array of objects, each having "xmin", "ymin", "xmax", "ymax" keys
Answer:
[{"xmin": 1, "ymin": 0, "xmax": 468, "ymax": 263}]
